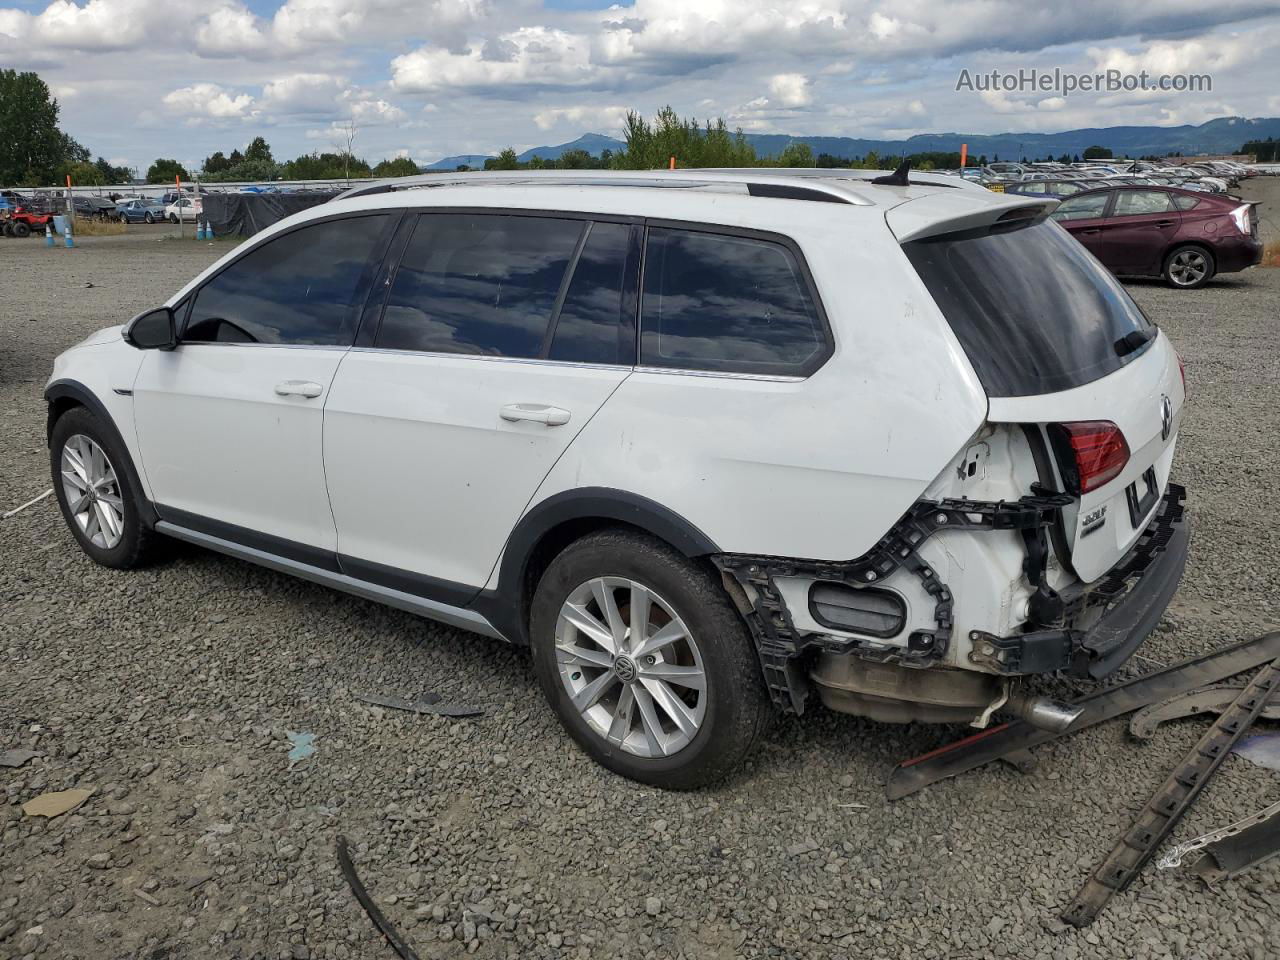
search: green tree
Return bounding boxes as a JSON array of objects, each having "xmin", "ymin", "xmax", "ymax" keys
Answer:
[
  {"xmin": 146, "ymin": 158, "xmax": 189, "ymax": 183},
  {"xmin": 485, "ymin": 147, "xmax": 520, "ymax": 171},
  {"xmin": 1082, "ymin": 144, "xmax": 1113, "ymax": 160},
  {"xmin": 202, "ymin": 158, "xmax": 281, "ymax": 182},
  {"xmin": 203, "ymin": 151, "xmax": 230, "ymax": 174},
  {"xmin": 775, "ymin": 142, "xmax": 814, "ymax": 167},
  {"xmin": 93, "ymin": 156, "xmax": 131, "ymax": 182},
  {"xmin": 615, "ymin": 106, "xmax": 755, "ymax": 170},
  {"xmin": 229, "ymin": 148, "xmax": 245, "ymax": 165},
  {"xmin": 372, "ymin": 156, "xmax": 420, "ymax": 177},
  {"xmin": 527, "ymin": 155, "xmax": 547, "ymax": 170},
  {"xmin": 280, "ymin": 152, "xmax": 371, "ymax": 180},
  {"xmin": 244, "ymin": 136, "xmax": 274, "ymax": 164},
  {"xmin": 0, "ymin": 70, "xmax": 78, "ymax": 185},
  {"xmin": 555, "ymin": 148, "xmax": 593, "ymax": 169}
]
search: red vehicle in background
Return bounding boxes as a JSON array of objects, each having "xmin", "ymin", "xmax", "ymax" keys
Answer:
[{"xmin": 1049, "ymin": 185, "xmax": 1263, "ymax": 289}]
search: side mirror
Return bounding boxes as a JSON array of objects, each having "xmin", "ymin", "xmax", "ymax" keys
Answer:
[{"xmin": 123, "ymin": 307, "xmax": 177, "ymax": 350}]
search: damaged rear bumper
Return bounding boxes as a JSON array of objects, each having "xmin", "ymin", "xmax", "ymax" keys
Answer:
[{"xmin": 970, "ymin": 483, "xmax": 1188, "ymax": 679}]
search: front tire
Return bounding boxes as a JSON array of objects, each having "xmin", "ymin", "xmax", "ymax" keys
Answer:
[
  {"xmin": 12, "ymin": 221, "xmax": 30, "ymax": 238},
  {"xmin": 1163, "ymin": 245, "xmax": 1215, "ymax": 289},
  {"xmin": 529, "ymin": 530, "xmax": 768, "ymax": 789},
  {"xmin": 50, "ymin": 407, "xmax": 159, "ymax": 569}
]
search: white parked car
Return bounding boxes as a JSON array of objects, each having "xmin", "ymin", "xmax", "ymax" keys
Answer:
[
  {"xmin": 164, "ymin": 197, "xmax": 203, "ymax": 222},
  {"xmin": 44, "ymin": 169, "xmax": 1188, "ymax": 788}
]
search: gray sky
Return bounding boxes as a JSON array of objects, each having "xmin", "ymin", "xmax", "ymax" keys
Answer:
[{"xmin": 2, "ymin": 0, "xmax": 1277, "ymax": 171}]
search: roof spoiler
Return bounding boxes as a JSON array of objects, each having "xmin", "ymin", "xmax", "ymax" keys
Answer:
[{"xmin": 885, "ymin": 192, "xmax": 1058, "ymax": 243}]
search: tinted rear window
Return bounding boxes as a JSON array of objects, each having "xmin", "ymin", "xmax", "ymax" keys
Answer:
[
  {"xmin": 904, "ymin": 217, "xmax": 1153, "ymax": 397},
  {"xmin": 640, "ymin": 227, "xmax": 827, "ymax": 375}
]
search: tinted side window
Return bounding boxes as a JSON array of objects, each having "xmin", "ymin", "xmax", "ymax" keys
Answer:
[
  {"xmin": 1051, "ymin": 193, "xmax": 1109, "ymax": 221},
  {"xmin": 377, "ymin": 213, "xmax": 583, "ymax": 358},
  {"xmin": 1171, "ymin": 194, "xmax": 1202, "ymax": 211},
  {"xmin": 547, "ymin": 222, "xmax": 633, "ymax": 365},
  {"xmin": 640, "ymin": 227, "xmax": 825, "ymax": 375},
  {"xmin": 186, "ymin": 216, "xmax": 387, "ymax": 345},
  {"xmin": 1113, "ymin": 190, "xmax": 1176, "ymax": 216}
]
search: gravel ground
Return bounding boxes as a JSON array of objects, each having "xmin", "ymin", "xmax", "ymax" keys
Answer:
[{"xmin": 2, "ymin": 222, "xmax": 1279, "ymax": 960}]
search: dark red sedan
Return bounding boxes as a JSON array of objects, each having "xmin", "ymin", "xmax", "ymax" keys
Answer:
[{"xmin": 1049, "ymin": 185, "xmax": 1262, "ymax": 289}]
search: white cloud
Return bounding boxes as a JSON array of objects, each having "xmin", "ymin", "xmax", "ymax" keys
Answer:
[
  {"xmin": 532, "ymin": 104, "xmax": 630, "ymax": 132},
  {"xmin": 162, "ymin": 82, "xmax": 257, "ymax": 120},
  {"xmin": 768, "ymin": 73, "xmax": 812, "ymax": 108},
  {"xmin": 392, "ymin": 26, "xmax": 595, "ymax": 93}
]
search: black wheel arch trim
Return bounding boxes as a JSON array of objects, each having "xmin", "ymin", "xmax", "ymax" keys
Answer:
[
  {"xmin": 44, "ymin": 378, "xmax": 159, "ymax": 528},
  {"xmin": 476, "ymin": 487, "xmax": 722, "ymax": 644}
]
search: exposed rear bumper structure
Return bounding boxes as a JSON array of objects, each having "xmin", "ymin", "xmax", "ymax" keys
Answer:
[
  {"xmin": 717, "ymin": 482, "xmax": 1188, "ymax": 716},
  {"xmin": 970, "ymin": 483, "xmax": 1189, "ymax": 679}
]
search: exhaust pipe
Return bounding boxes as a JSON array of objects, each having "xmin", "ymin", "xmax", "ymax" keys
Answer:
[{"xmin": 1005, "ymin": 691, "xmax": 1085, "ymax": 733}]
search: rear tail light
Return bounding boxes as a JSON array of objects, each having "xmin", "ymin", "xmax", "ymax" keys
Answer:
[
  {"xmin": 1177, "ymin": 352, "xmax": 1186, "ymax": 395},
  {"xmin": 1229, "ymin": 204, "xmax": 1251, "ymax": 235},
  {"xmin": 1049, "ymin": 421, "xmax": 1130, "ymax": 495}
]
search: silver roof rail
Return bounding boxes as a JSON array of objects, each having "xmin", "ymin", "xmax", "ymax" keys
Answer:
[{"xmin": 333, "ymin": 169, "xmax": 875, "ymax": 206}]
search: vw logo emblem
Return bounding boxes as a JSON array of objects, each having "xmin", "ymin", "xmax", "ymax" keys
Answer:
[
  {"xmin": 1159, "ymin": 395, "xmax": 1173, "ymax": 442},
  {"xmin": 613, "ymin": 655, "xmax": 638, "ymax": 683}
]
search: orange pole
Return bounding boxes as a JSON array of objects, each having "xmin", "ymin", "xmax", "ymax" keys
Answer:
[
  {"xmin": 669, "ymin": 156, "xmax": 676, "ymax": 170},
  {"xmin": 960, "ymin": 143, "xmax": 968, "ymax": 168}
]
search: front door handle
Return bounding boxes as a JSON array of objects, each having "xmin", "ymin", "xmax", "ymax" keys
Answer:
[
  {"xmin": 274, "ymin": 380, "xmax": 324, "ymax": 399},
  {"xmin": 1078, "ymin": 228, "xmax": 1102, "ymax": 235},
  {"xmin": 500, "ymin": 403, "xmax": 571, "ymax": 426}
]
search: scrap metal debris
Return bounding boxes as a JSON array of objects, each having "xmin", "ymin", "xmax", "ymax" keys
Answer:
[
  {"xmin": 1233, "ymin": 732, "xmax": 1280, "ymax": 771},
  {"xmin": 287, "ymin": 731, "xmax": 317, "ymax": 766},
  {"xmin": 1157, "ymin": 798, "xmax": 1280, "ymax": 870},
  {"xmin": 353, "ymin": 691, "xmax": 484, "ymax": 718},
  {"xmin": 0, "ymin": 749, "xmax": 42, "ymax": 768},
  {"xmin": 1191, "ymin": 801, "xmax": 1280, "ymax": 885},
  {"xmin": 2, "ymin": 488, "xmax": 52, "ymax": 520},
  {"xmin": 1060, "ymin": 656, "xmax": 1280, "ymax": 928},
  {"xmin": 1129, "ymin": 683, "xmax": 1280, "ymax": 740},
  {"xmin": 886, "ymin": 632, "xmax": 1280, "ymax": 800},
  {"xmin": 22, "ymin": 787, "xmax": 93, "ymax": 818},
  {"xmin": 336, "ymin": 835, "xmax": 421, "ymax": 960}
]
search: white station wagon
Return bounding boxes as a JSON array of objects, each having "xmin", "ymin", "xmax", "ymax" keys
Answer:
[{"xmin": 46, "ymin": 168, "xmax": 1188, "ymax": 788}]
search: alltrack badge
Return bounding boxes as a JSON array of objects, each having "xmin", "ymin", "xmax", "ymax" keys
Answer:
[{"xmin": 1160, "ymin": 395, "xmax": 1174, "ymax": 442}]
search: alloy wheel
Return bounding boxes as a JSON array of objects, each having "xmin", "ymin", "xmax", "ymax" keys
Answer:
[
  {"xmin": 60, "ymin": 434, "xmax": 125, "ymax": 549},
  {"xmin": 1169, "ymin": 249, "xmax": 1208, "ymax": 286},
  {"xmin": 554, "ymin": 577, "xmax": 707, "ymax": 758}
]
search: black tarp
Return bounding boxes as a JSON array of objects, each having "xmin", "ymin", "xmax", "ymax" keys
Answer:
[{"xmin": 203, "ymin": 191, "xmax": 341, "ymax": 238}]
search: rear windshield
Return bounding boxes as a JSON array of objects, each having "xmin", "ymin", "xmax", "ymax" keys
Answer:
[{"xmin": 905, "ymin": 217, "xmax": 1153, "ymax": 397}]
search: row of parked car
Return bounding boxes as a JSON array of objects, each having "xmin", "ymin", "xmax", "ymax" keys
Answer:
[
  {"xmin": 941, "ymin": 161, "xmax": 1262, "ymax": 289},
  {"xmin": 0, "ymin": 189, "xmax": 204, "ymax": 233}
]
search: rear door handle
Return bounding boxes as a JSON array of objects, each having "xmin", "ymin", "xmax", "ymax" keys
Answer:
[
  {"xmin": 1079, "ymin": 228, "xmax": 1102, "ymax": 235},
  {"xmin": 274, "ymin": 380, "xmax": 324, "ymax": 398},
  {"xmin": 500, "ymin": 403, "xmax": 571, "ymax": 426},
  {"xmin": 1155, "ymin": 219, "xmax": 1176, "ymax": 227}
]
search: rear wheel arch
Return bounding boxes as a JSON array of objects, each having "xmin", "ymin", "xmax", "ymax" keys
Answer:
[{"xmin": 484, "ymin": 489, "xmax": 721, "ymax": 645}]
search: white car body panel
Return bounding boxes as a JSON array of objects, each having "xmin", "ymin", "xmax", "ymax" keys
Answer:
[
  {"xmin": 323, "ymin": 351, "xmax": 629, "ymax": 589},
  {"xmin": 131, "ymin": 344, "xmax": 345, "ymax": 550}
]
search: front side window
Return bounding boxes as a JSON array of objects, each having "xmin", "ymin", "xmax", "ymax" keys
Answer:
[
  {"xmin": 640, "ymin": 227, "xmax": 826, "ymax": 376},
  {"xmin": 377, "ymin": 213, "xmax": 584, "ymax": 358},
  {"xmin": 185, "ymin": 215, "xmax": 388, "ymax": 345}
]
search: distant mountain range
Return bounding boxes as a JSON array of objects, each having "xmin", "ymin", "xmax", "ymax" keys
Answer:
[{"xmin": 420, "ymin": 116, "xmax": 1280, "ymax": 170}]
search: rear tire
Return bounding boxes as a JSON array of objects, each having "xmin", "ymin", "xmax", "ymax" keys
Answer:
[
  {"xmin": 1163, "ymin": 245, "xmax": 1214, "ymax": 289},
  {"xmin": 50, "ymin": 406, "xmax": 161, "ymax": 570},
  {"xmin": 529, "ymin": 530, "xmax": 768, "ymax": 789},
  {"xmin": 144, "ymin": 213, "xmax": 154, "ymax": 224},
  {"xmin": 12, "ymin": 221, "xmax": 30, "ymax": 238}
]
